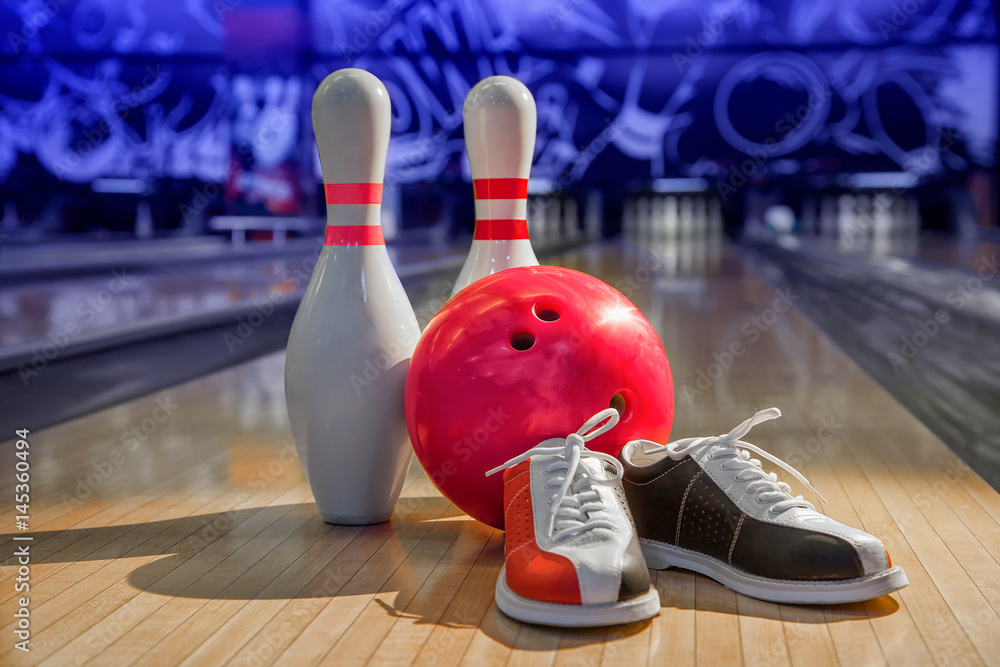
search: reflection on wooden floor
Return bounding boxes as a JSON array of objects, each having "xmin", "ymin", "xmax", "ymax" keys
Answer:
[{"xmin": 2, "ymin": 242, "xmax": 999, "ymax": 666}]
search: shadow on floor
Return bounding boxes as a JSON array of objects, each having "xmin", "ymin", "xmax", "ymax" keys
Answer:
[{"xmin": 1, "ymin": 500, "xmax": 899, "ymax": 639}]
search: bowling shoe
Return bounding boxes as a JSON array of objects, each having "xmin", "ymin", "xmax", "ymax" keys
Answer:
[
  {"xmin": 619, "ymin": 408, "xmax": 908, "ymax": 604},
  {"xmin": 485, "ymin": 409, "xmax": 661, "ymax": 627}
]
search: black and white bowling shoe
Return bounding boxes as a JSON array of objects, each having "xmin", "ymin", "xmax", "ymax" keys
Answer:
[{"xmin": 619, "ymin": 408, "xmax": 908, "ymax": 604}]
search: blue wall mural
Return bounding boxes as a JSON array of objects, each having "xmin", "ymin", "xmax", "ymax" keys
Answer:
[{"xmin": 0, "ymin": 0, "xmax": 996, "ymax": 203}]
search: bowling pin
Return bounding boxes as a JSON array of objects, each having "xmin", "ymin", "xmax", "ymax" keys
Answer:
[
  {"xmin": 708, "ymin": 197, "xmax": 722, "ymax": 240},
  {"xmin": 679, "ymin": 196, "xmax": 694, "ymax": 240},
  {"xmin": 872, "ymin": 192, "xmax": 893, "ymax": 253},
  {"xmin": 622, "ymin": 197, "xmax": 636, "ymax": 239},
  {"xmin": 636, "ymin": 197, "xmax": 651, "ymax": 240},
  {"xmin": 564, "ymin": 197, "xmax": 580, "ymax": 241},
  {"xmin": 651, "ymin": 196, "xmax": 665, "ymax": 241},
  {"xmin": 134, "ymin": 199, "xmax": 153, "ymax": 240},
  {"xmin": 800, "ymin": 197, "xmax": 816, "ymax": 236},
  {"xmin": 545, "ymin": 197, "xmax": 562, "ymax": 245},
  {"xmin": 693, "ymin": 197, "xmax": 707, "ymax": 241},
  {"xmin": 451, "ymin": 76, "xmax": 539, "ymax": 297},
  {"xmin": 665, "ymin": 196, "xmax": 679, "ymax": 240},
  {"xmin": 820, "ymin": 196, "xmax": 837, "ymax": 239},
  {"xmin": 285, "ymin": 69, "xmax": 420, "ymax": 525},
  {"xmin": 585, "ymin": 190, "xmax": 602, "ymax": 240},
  {"xmin": 837, "ymin": 194, "xmax": 856, "ymax": 244}
]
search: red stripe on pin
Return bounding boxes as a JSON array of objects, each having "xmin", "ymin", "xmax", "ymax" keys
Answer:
[
  {"xmin": 325, "ymin": 183, "xmax": 383, "ymax": 205},
  {"xmin": 473, "ymin": 178, "xmax": 528, "ymax": 200},
  {"xmin": 473, "ymin": 219, "xmax": 529, "ymax": 240},
  {"xmin": 324, "ymin": 225, "xmax": 385, "ymax": 246}
]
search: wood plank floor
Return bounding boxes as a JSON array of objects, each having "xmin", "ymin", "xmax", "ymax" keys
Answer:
[{"xmin": 2, "ymin": 240, "xmax": 999, "ymax": 666}]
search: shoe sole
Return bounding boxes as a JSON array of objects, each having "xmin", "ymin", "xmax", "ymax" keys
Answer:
[
  {"xmin": 495, "ymin": 564, "xmax": 661, "ymax": 627},
  {"xmin": 641, "ymin": 539, "xmax": 908, "ymax": 604}
]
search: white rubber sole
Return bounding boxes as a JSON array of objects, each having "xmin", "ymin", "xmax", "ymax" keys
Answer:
[
  {"xmin": 494, "ymin": 564, "xmax": 661, "ymax": 627},
  {"xmin": 641, "ymin": 539, "xmax": 908, "ymax": 605}
]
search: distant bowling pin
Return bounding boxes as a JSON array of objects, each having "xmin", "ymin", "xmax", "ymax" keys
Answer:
[
  {"xmin": 564, "ymin": 197, "xmax": 580, "ymax": 241},
  {"xmin": 665, "ymin": 196, "xmax": 679, "ymax": 240},
  {"xmin": 585, "ymin": 190, "xmax": 602, "ymax": 240},
  {"xmin": 622, "ymin": 197, "xmax": 637, "ymax": 239},
  {"xmin": 693, "ymin": 197, "xmax": 708, "ymax": 240},
  {"xmin": 451, "ymin": 76, "xmax": 539, "ymax": 297},
  {"xmin": 284, "ymin": 69, "xmax": 420, "ymax": 525},
  {"xmin": 679, "ymin": 196, "xmax": 694, "ymax": 240}
]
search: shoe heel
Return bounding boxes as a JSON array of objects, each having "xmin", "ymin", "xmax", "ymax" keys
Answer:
[
  {"xmin": 644, "ymin": 556, "xmax": 672, "ymax": 570},
  {"xmin": 640, "ymin": 543, "xmax": 672, "ymax": 570}
]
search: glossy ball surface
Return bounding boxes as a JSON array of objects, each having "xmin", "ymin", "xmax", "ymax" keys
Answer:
[{"xmin": 405, "ymin": 265, "xmax": 674, "ymax": 528}]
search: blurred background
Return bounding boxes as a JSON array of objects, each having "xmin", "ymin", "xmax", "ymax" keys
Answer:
[
  {"xmin": 1, "ymin": 0, "xmax": 995, "ymax": 240},
  {"xmin": 1, "ymin": 0, "xmax": 998, "ymax": 482}
]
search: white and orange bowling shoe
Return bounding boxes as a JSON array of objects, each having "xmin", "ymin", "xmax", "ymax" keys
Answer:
[{"xmin": 485, "ymin": 409, "xmax": 661, "ymax": 627}]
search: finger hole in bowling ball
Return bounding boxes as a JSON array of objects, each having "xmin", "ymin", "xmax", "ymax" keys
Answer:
[
  {"xmin": 610, "ymin": 390, "xmax": 635, "ymax": 421},
  {"xmin": 534, "ymin": 306, "xmax": 560, "ymax": 322},
  {"xmin": 510, "ymin": 332, "xmax": 535, "ymax": 351}
]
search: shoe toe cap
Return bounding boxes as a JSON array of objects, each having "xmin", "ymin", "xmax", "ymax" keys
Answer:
[{"xmin": 618, "ymin": 535, "xmax": 653, "ymax": 601}]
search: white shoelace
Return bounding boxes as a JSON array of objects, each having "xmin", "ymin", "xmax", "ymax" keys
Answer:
[
  {"xmin": 626, "ymin": 407, "xmax": 827, "ymax": 514},
  {"xmin": 486, "ymin": 408, "xmax": 625, "ymax": 543}
]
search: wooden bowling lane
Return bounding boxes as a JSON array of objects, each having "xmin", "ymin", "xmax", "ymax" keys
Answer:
[{"xmin": 2, "ymin": 240, "xmax": 999, "ymax": 666}]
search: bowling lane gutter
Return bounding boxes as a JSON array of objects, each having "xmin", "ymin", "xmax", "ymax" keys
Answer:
[
  {"xmin": 0, "ymin": 237, "xmax": 326, "ymax": 284},
  {"xmin": 0, "ymin": 240, "xmax": 590, "ymax": 434},
  {"xmin": 740, "ymin": 235, "xmax": 1000, "ymax": 492}
]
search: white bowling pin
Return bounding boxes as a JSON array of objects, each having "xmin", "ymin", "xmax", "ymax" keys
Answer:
[
  {"xmin": 820, "ymin": 196, "xmax": 837, "ymax": 238},
  {"xmin": 872, "ymin": 192, "xmax": 893, "ymax": 254},
  {"xmin": 636, "ymin": 197, "xmax": 651, "ymax": 240},
  {"xmin": 693, "ymin": 196, "xmax": 708, "ymax": 241},
  {"xmin": 451, "ymin": 76, "xmax": 539, "ymax": 296},
  {"xmin": 665, "ymin": 196, "xmax": 679, "ymax": 240},
  {"xmin": 284, "ymin": 69, "xmax": 420, "ymax": 525},
  {"xmin": 564, "ymin": 197, "xmax": 580, "ymax": 241},
  {"xmin": 679, "ymin": 196, "xmax": 694, "ymax": 240},
  {"xmin": 650, "ymin": 196, "xmax": 665, "ymax": 241},
  {"xmin": 585, "ymin": 190, "xmax": 602, "ymax": 240},
  {"xmin": 622, "ymin": 197, "xmax": 636, "ymax": 239},
  {"xmin": 708, "ymin": 197, "xmax": 722, "ymax": 240},
  {"xmin": 800, "ymin": 197, "xmax": 816, "ymax": 236},
  {"xmin": 545, "ymin": 197, "xmax": 562, "ymax": 245},
  {"xmin": 856, "ymin": 194, "xmax": 872, "ymax": 243},
  {"xmin": 837, "ymin": 194, "xmax": 857, "ymax": 245}
]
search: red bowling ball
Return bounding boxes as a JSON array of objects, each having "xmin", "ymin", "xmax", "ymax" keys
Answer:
[{"xmin": 405, "ymin": 265, "xmax": 674, "ymax": 529}]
